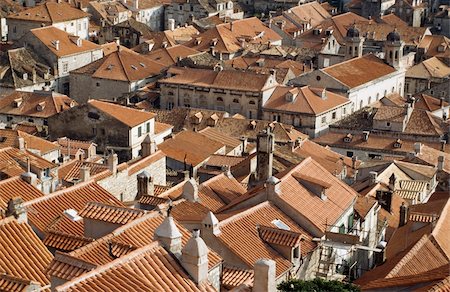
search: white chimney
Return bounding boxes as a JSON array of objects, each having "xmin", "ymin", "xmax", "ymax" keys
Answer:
[
  {"xmin": 202, "ymin": 211, "xmax": 220, "ymax": 235},
  {"xmin": 80, "ymin": 165, "xmax": 90, "ymax": 182},
  {"xmin": 16, "ymin": 136, "xmax": 25, "ymax": 151},
  {"xmin": 266, "ymin": 176, "xmax": 281, "ymax": 200},
  {"xmin": 182, "ymin": 178, "xmax": 199, "ymax": 202},
  {"xmin": 107, "ymin": 151, "xmax": 118, "ymax": 174},
  {"xmin": 253, "ymin": 259, "xmax": 276, "ymax": 292},
  {"xmin": 181, "ymin": 229, "xmax": 209, "ymax": 284},
  {"xmin": 155, "ymin": 215, "xmax": 183, "ymax": 256},
  {"xmin": 168, "ymin": 18, "xmax": 175, "ymax": 31},
  {"xmin": 6, "ymin": 197, "xmax": 27, "ymax": 223},
  {"xmin": 55, "ymin": 40, "xmax": 60, "ymax": 51}
]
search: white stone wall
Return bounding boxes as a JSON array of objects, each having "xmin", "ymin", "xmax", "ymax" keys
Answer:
[
  {"xmin": 53, "ymin": 17, "xmax": 89, "ymax": 39},
  {"xmin": 58, "ymin": 49, "xmax": 103, "ymax": 78},
  {"xmin": 135, "ymin": 5, "xmax": 164, "ymax": 31}
]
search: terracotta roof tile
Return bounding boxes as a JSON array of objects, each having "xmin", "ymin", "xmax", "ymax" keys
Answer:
[
  {"xmin": 146, "ymin": 45, "xmax": 200, "ymax": 67},
  {"xmin": 127, "ymin": 150, "xmax": 165, "ymax": 175},
  {"xmin": 30, "ymin": 26, "xmax": 100, "ymax": 58},
  {"xmin": 264, "ymin": 86, "xmax": 350, "ymax": 115},
  {"xmin": 43, "ymin": 230, "xmax": 94, "ymax": 251},
  {"xmin": 217, "ymin": 202, "xmax": 316, "ymax": 276},
  {"xmin": 54, "ymin": 242, "xmax": 215, "ymax": 292},
  {"xmin": 257, "ymin": 225, "xmax": 303, "ymax": 247},
  {"xmin": 322, "ymin": 54, "xmax": 396, "ymax": 88},
  {"xmin": 0, "ymin": 273, "xmax": 40, "ymax": 292},
  {"xmin": 199, "ymin": 127, "xmax": 241, "ymax": 151},
  {"xmin": 78, "ymin": 202, "xmax": 147, "ymax": 225},
  {"xmin": 58, "ymin": 160, "xmax": 109, "ymax": 182},
  {"xmin": 0, "ymin": 217, "xmax": 53, "ymax": 287},
  {"xmin": 158, "ymin": 130, "xmax": 225, "ymax": 167},
  {"xmin": 0, "ymin": 91, "xmax": 77, "ymax": 118},
  {"xmin": 222, "ymin": 266, "xmax": 254, "ymax": 290},
  {"xmin": 0, "ymin": 129, "xmax": 59, "ymax": 155},
  {"xmin": 88, "ymin": 99, "xmax": 155, "ymax": 128},
  {"xmin": 7, "ymin": 2, "xmax": 88, "ymax": 22},
  {"xmin": 73, "ymin": 46, "xmax": 165, "ymax": 81},
  {"xmin": 138, "ymin": 194, "xmax": 169, "ymax": 206},
  {"xmin": 24, "ymin": 182, "xmax": 124, "ymax": 234},
  {"xmin": 46, "ymin": 252, "xmax": 97, "ymax": 281},
  {"xmin": 0, "ymin": 147, "xmax": 56, "ymax": 171},
  {"xmin": 0, "ymin": 176, "xmax": 44, "ymax": 211}
]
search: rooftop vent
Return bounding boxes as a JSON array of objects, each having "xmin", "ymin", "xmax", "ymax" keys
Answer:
[
  {"xmin": 271, "ymin": 219, "xmax": 290, "ymax": 230},
  {"xmin": 131, "ymin": 65, "xmax": 137, "ymax": 70},
  {"xmin": 63, "ymin": 209, "xmax": 82, "ymax": 221}
]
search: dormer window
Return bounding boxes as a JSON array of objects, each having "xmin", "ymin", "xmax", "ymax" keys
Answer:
[
  {"xmin": 343, "ymin": 133, "xmax": 353, "ymax": 143},
  {"xmin": 394, "ymin": 139, "xmax": 402, "ymax": 148}
]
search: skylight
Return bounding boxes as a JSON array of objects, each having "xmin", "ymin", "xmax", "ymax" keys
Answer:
[{"xmin": 271, "ymin": 219, "xmax": 290, "ymax": 230}]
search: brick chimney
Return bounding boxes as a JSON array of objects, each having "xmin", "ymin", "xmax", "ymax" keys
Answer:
[
  {"xmin": 253, "ymin": 259, "xmax": 276, "ymax": 292},
  {"xmin": 181, "ymin": 229, "xmax": 209, "ymax": 284},
  {"xmin": 182, "ymin": 178, "xmax": 199, "ymax": 202},
  {"xmin": 155, "ymin": 215, "xmax": 183, "ymax": 257}
]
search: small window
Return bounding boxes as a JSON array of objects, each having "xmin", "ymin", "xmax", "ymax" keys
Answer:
[
  {"xmin": 233, "ymin": 99, "xmax": 239, "ymax": 103},
  {"xmin": 387, "ymin": 122, "xmax": 391, "ymax": 127},
  {"xmin": 101, "ymin": 128, "xmax": 106, "ymax": 135},
  {"xmin": 146, "ymin": 122, "xmax": 150, "ymax": 132},
  {"xmin": 168, "ymin": 91, "xmax": 174, "ymax": 96},
  {"xmin": 321, "ymin": 116, "xmax": 326, "ymax": 124},
  {"xmin": 293, "ymin": 246, "xmax": 300, "ymax": 259},
  {"xmin": 96, "ymin": 82, "xmax": 100, "ymax": 87},
  {"xmin": 249, "ymin": 100, "xmax": 256, "ymax": 105},
  {"xmin": 92, "ymin": 127, "xmax": 97, "ymax": 135},
  {"xmin": 339, "ymin": 224, "xmax": 345, "ymax": 234},
  {"xmin": 346, "ymin": 151, "xmax": 354, "ymax": 157},
  {"xmin": 6, "ymin": 116, "xmax": 12, "ymax": 122},
  {"xmin": 332, "ymin": 112, "xmax": 336, "ymax": 119},
  {"xmin": 138, "ymin": 126, "xmax": 142, "ymax": 136},
  {"xmin": 43, "ymin": 119, "xmax": 48, "ymax": 126},
  {"xmin": 28, "ymin": 118, "xmax": 34, "ymax": 123},
  {"xmin": 217, "ymin": 97, "xmax": 223, "ymax": 102},
  {"xmin": 343, "ymin": 108, "xmax": 346, "ymax": 115},
  {"xmin": 316, "ymin": 75, "xmax": 321, "ymax": 81},
  {"xmin": 62, "ymin": 62, "xmax": 69, "ymax": 73}
]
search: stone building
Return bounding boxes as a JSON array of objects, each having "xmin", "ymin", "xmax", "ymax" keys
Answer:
[
  {"xmin": 48, "ymin": 99, "xmax": 170, "ymax": 162},
  {"xmin": 16, "ymin": 26, "xmax": 103, "ymax": 94},
  {"xmin": 0, "ymin": 48, "xmax": 56, "ymax": 93},
  {"xmin": 0, "ymin": 90, "xmax": 77, "ymax": 135},
  {"xmin": 433, "ymin": 6, "xmax": 450, "ymax": 38},
  {"xmin": 385, "ymin": 0, "xmax": 427, "ymax": 27},
  {"xmin": 88, "ymin": 0, "xmax": 130, "ymax": 26},
  {"xmin": 290, "ymin": 53, "xmax": 405, "ymax": 112},
  {"xmin": 405, "ymin": 57, "xmax": 450, "ymax": 95},
  {"xmin": 158, "ymin": 67, "xmax": 278, "ymax": 119},
  {"xmin": 120, "ymin": 0, "xmax": 165, "ymax": 31},
  {"xmin": 262, "ymin": 85, "xmax": 352, "ymax": 137},
  {"xmin": 70, "ymin": 45, "xmax": 165, "ymax": 103},
  {"xmin": 164, "ymin": 0, "xmax": 243, "ymax": 30},
  {"xmin": 6, "ymin": 2, "xmax": 90, "ymax": 41}
]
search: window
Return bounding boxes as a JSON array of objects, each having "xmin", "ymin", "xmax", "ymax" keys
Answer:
[
  {"xmin": 168, "ymin": 91, "xmax": 174, "ymax": 96},
  {"xmin": 6, "ymin": 116, "xmax": 12, "ymax": 122},
  {"xmin": 96, "ymin": 82, "xmax": 100, "ymax": 87},
  {"xmin": 249, "ymin": 100, "xmax": 256, "ymax": 105},
  {"xmin": 347, "ymin": 213, "xmax": 354, "ymax": 232},
  {"xmin": 232, "ymin": 99, "xmax": 239, "ymax": 103},
  {"xmin": 343, "ymin": 108, "xmax": 346, "ymax": 115},
  {"xmin": 28, "ymin": 118, "xmax": 34, "ymax": 123},
  {"xmin": 43, "ymin": 119, "xmax": 48, "ymax": 126},
  {"xmin": 339, "ymin": 224, "xmax": 345, "ymax": 234},
  {"xmin": 321, "ymin": 116, "xmax": 326, "ymax": 124},
  {"xmin": 138, "ymin": 126, "xmax": 142, "ymax": 137},
  {"xmin": 376, "ymin": 93, "xmax": 380, "ymax": 100},
  {"xmin": 316, "ymin": 76, "xmax": 321, "ymax": 81},
  {"xmin": 101, "ymin": 128, "xmax": 106, "ymax": 135},
  {"xmin": 346, "ymin": 151, "xmax": 354, "ymax": 157},
  {"xmin": 167, "ymin": 102, "xmax": 174, "ymax": 110},
  {"xmin": 332, "ymin": 112, "xmax": 336, "ymax": 119},
  {"xmin": 391, "ymin": 87, "xmax": 395, "ymax": 93},
  {"xmin": 293, "ymin": 246, "xmax": 300, "ymax": 259},
  {"xmin": 273, "ymin": 115, "xmax": 281, "ymax": 122},
  {"xmin": 216, "ymin": 97, "xmax": 224, "ymax": 102},
  {"xmin": 368, "ymin": 96, "xmax": 372, "ymax": 104},
  {"xmin": 386, "ymin": 122, "xmax": 391, "ymax": 127},
  {"xmin": 92, "ymin": 127, "xmax": 97, "ymax": 135},
  {"xmin": 360, "ymin": 100, "xmax": 363, "ymax": 109},
  {"xmin": 13, "ymin": 26, "xmax": 17, "ymax": 33},
  {"xmin": 146, "ymin": 122, "xmax": 150, "ymax": 133},
  {"xmin": 62, "ymin": 62, "xmax": 69, "ymax": 73}
]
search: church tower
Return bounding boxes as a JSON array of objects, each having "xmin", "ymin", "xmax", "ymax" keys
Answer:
[
  {"xmin": 344, "ymin": 23, "xmax": 364, "ymax": 60},
  {"xmin": 384, "ymin": 28, "xmax": 404, "ymax": 70}
]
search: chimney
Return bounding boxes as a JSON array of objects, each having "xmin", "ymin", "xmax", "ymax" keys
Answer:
[
  {"xmin": 80, "ymin": 165, "xmax": 90, "ymax": 182},
  {"xmin": 141, "ymin": 135, "xmax": 156, "ymax": 157},
  {"xmin": 321, "ymin": 88, "xmax": 327, "ymax": 100},
  {"xmin": 441, "ymin": 140, "xmax": 446, "ymax": 152},
  {"xmin": 182, "ymin": 178, "xmax": 198, "ymax": 202},
  {"xmin": 133, "ymin": 0, "xmax": 138, "ymax": 9},
  {"xmin": 181, "ymin": 229, "xmax": 209, "ymax": 284},
  {"xmin": 414, "ymin": 142, "xmax": 422, "ymax": 155},
  {"xmin": 362, "ymin": 131, "xmax": 370, "ymax": 141},
  {"xmin": 240, "ymin": 136, "xmax": 248, "ymax": 155},
  {"xmin": 266, "ymin": 176, "xmax": 281, "ymax": 200},
  {"xmin": 440, "ymin": 97, "xmax": 444, "ymax": 108},
  {"xmin": 256, "ymin": 128, "xmax": 274, "ymax": 182},
  {"xmin": 155, "ymin": 215, "xmax": 183, "ymax": 257},
  {"xmin": 253, "ymin": 259, "xmax": 276, "ymax": 292},
  {"xmin": 168, "ymin": 18, "xmax": 175, "ymax": 31},
  {"xmin": 438, "ymin": 155, "xmax": 445, "ymax": 171},
  {"xmin": 369, "ymin": 171, "xmax": 378, "ymax": 185},
  {"xmin": 16, "ymin": 136, "xmax": 25, "ymax": 151},
  {"xmin": 352, "ymin": 155, "xmax": 357, "ymax": 169},
  {"xmin": 114, "ymin": 37, "xmax": 120, "ymax": 46},
  {"xmin": 389, "ymin": 173, "xmax": 396, "ymax": 190},
  {"xmin": 6, "ymin": 197, "xmax": 27, "ymax": 223},
  {"xmin": 399, "ymin": 202, "xmax": 408, "ymax": 227},
  {"xmin": 221, "ymin": 165, "xmax": 232, "ymax": 178},
  {"xmin": 21, "ymin": 171, "xmax": 38, "ymax": 187},
  {"xmin": 202, "ymin": 211, "xmax": 220, "ymax": 235},
  {"xmin": 55, "ymin": 40, "xmax": 60, "ymax": 51},
  {"xmin": 107, "ymin": 151, "xmax": 118, "ymax": 174},
  {"xmin": 136, "ymin": 171, "xmax": 153, "ymax": 200}
]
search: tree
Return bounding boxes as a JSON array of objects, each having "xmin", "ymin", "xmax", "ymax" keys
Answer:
[{"xmin": 277, "ymin": 278, "xmax": 361, "ymax": 292}]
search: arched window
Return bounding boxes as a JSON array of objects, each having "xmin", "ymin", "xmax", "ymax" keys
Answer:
[
  {"xmin": 389, "ymin": 51, "xmax": 393, "ymax": 60},
  {"xmin": 233, "ymin": 99, "xmax": 239, "ymax": 103},
  {"xmin": 168, "ymin": 91, "xmax": 174, "ymax": 96},
  {"xmin": 217, "ymin": 97, "xmax": 224, "ymax": 102},
  {"xmin": 368, "ymin": 96, "xmax": 372, "ymax": 104},
  {"xmin": 249, "ymin": 100, "xmax": 256, "ymax": 105},
  {"xmin": 376, "ymin": 93, "xmax": 380, "ymax": 100}
]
